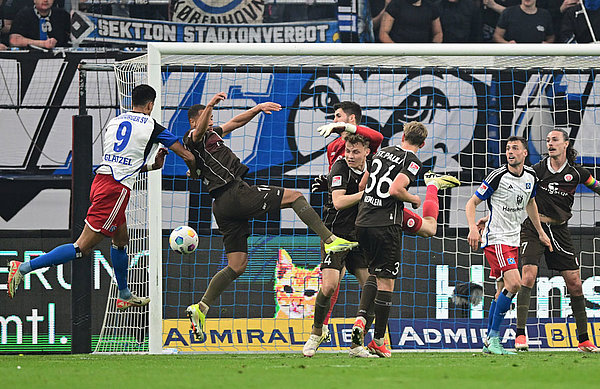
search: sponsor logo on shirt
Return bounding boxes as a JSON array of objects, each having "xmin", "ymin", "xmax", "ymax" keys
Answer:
[
  {"xmin": 536, "ymin": 25, "xmax": 545, "ymax": 32},
  {"xmin": 332, "ymin": 175, "xmax": 342, "ymax": 187},
  {"xmin": 407, "ymin": 161, "xmax": 419, "ymax": 175},
  {"xmin": 477, "ymin": 183, "xmax": 488, "ymax": 195}
]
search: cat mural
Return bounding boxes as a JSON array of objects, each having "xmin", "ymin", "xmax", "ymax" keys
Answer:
[{"xmin": 274, "ymin": 248, "xmax": 321, "ymax": 319}]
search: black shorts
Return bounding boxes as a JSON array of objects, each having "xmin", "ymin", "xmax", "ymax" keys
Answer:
[
  {"xmin": 357, "ymin": 225, "xmax": 403, "ymax": 279},
  {"xmin": 320, "ymin": 234, "xmax": 368, "ymax": 275},
  {"xmin": 520, "ymin": 218, "xmax": 579, "ymax": 272},
  {"xmin": 212, "ymin": 180, "xmax": 284, "ymax": 253}
]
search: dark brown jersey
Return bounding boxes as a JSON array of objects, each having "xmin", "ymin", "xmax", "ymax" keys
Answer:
[
  {"xmin": 355, "ymin": 146, "xmax": 423, "ymax": 227},
  {"xmin": 323, "ymin": 158, "xmax": 366, "ymax": 236},
  {"xmin": 532, "ymin": 157, "xmax": 592, "ymax": 223},
  {"xmin": 183, "ymin": 126, "xmax": 249, "ymax": 195}
]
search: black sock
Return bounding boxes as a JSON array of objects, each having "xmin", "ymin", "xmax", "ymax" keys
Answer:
[
  {"xmin": 201, "ymin": 266, "xmax": 239, "ymax": 306},
  {"xmin": 313, "ymin": 290, "xmax": 331, "ymax": 329},
  {"xmin": 516, "ymin": 285, "xmax": 531, "ymax": 333},
  {"xmin": 291, "ymin": 196, "xmax": 333, "ymax": 241},
  {"xmin": 357, "ymin": 275, "xmax": 378, "ymax": 320},
  {"xmin": 571, "ymin": 294, "xmax": 589, "ymax": 343},
  {"xmin": 373, "ymin": 290, "xmax": 393, "ymax": 339}
]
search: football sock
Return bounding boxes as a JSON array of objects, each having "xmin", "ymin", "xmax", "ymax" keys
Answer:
[
  {"xmin": 422, "ymin": 185, "xmax": 439, "ymax": 219},
  {"xmin": 571, "ymin": 294, "xmax": 590, "ymax": 342},
  {"xmin": 373, "ymin": 290, "xmax": 393, "ymax": 340},
  {"xmin": 313, "ymin": 290, "xmax": 331, "ymax": 330},
  {"xmin": 489, "ymin": 289, "xmax": 514, "ymax": 339},
  {"xmin": 291, "ymin": 196, "xmax": 333, "ymax": 242},
  {"xmin": 323, "ymin": 284, "xmax": 340, "ymax": 325},
  {"xmin": 201, "ymin": 266, "xmax": 239, "ymax": 306},
  {"xmin": 358, "ymin": 275, "xmax": 378, "ymax": 321},
  {"xmin": 487, "ymin": 299, "xmax": 497, "ymax": 337},
  {"xmin": 20, "ymin": 243, "xmax": 80, "ymax": 275},
  {"xmin": 111, "ymin": 244, "xmax": 131, "ymax": 300},
  {"xmin": 516, "ymin": 285, "xmax": 532, "ymax": 335}
]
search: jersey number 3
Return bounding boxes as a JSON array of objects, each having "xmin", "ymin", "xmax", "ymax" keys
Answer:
[{"xmin": 113, "ymin": 121, "xmax": 132, "ymax": 152}]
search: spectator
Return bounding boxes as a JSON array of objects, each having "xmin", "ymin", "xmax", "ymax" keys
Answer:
[
  {"xmin": 9, "ymin": 0, "xmax": 70, "ymax": 48},
  {"xmin": 481, "ymin": 0, "xmax": 520, "ymax": 42},
  {"xmin": 379, "ymin": 0, "xmax": 443, "ymax": 42},
  {"xmin": 370, "ymin": 0, "xmax": 392, "ymax": 42},
  {"xmin": 560, "ymin": 0, "xmax": 600, "ymax": 42},
  {"xmin": 493, "ymin": 0, "xmax": 555, "ymax": 42},
  {"xmin": 438, "ymin": 0, "xmax": 483, "ymax": 42},
  {"xmin": 1, "ymin": 0, "xmax": 9, "ymax": 48}
]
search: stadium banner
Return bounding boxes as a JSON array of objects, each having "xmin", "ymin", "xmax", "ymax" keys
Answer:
[
  {"xmin": 170, "ymin": 0, "xmax": 264, "ymax": 24},
  {"xmin": 161, "ymin": 318, "xmax": 600, "ymax": 351},
  {"xmin": 70, "ymin": 11, "xmax": 339, "ymax": 44}
]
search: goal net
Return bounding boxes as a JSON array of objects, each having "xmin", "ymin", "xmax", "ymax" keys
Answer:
[{"xmin": 99, "ymin": 43, "xmax": 600, "ymax": 353}]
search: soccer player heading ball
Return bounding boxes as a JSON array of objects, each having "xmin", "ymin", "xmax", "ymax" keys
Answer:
[
  {"xmin": 7, "ymin": 85, "xmax": 198, "ymax": 310},
  {"xmin": 183, "ymin": 92, "xmax": 358, "ymax": 342}
]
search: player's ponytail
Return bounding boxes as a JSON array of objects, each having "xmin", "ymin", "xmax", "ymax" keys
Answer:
[{"xmin": 557, "ymin": 129, "xmax": 578, "ymax": 165}]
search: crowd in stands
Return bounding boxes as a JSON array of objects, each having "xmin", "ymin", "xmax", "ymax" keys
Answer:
[{"xmin": 0, "ymin": 0, "xmax": 599, "ymax": 49}]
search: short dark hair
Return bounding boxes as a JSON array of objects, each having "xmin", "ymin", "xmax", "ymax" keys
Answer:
[
  {"xmin": 131, "ymin": 84, "xmax": 156, "ymax": 107},
  {"xmin": 333, "ymin": 101, "xmax": 362, "ymax": 124},
  {"xmin": 188, "ymin": 104, "xmax": 206, "ymax": 121},
  {"xmin": 507, "ymin": 135, "xmax": 528, "ymax": 150},
  {"xmin": 345, "ymin": 133, "xmax": 370, "ymax": 148}
]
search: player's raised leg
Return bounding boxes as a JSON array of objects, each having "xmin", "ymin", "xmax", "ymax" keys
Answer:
[
  {"xmin": 280, "ymin": 189, "xmax": 358, "ymax": 253},
  {"xmin": 7, "ymin": 225, "xmax": 101, "ymax": 298}
]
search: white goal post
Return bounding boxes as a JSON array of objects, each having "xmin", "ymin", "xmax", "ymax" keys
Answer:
[{"xmin": 96, "ymin": 43, "xmax": 600, "ymax": 354}]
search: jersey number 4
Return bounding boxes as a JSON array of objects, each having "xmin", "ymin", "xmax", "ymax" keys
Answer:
[{"xmin": 365, "ymin": 159, "xmax": 395, "ymax": 199}]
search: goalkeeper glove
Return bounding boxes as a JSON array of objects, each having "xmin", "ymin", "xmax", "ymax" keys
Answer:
[
  {"xmin": 317, "ymin": 122, "xmax": 357, "ymax": 137},
  {"xmin": 311, "ymin": 175, "xmax": 328, "ymax": 193}
]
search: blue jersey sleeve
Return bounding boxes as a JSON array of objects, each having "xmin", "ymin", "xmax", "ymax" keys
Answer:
[
  {"xmin": 156, "ymin": 129, "xmax": 178, "ymax": 147},
  {"xmin": 475, "ymin": 180, "xmax": 494, "ymax": 200}
]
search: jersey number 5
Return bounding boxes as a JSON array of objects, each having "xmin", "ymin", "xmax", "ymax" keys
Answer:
[{"xmin": 113, "ymin": 121, "xmax": 132, "ymax": 152}]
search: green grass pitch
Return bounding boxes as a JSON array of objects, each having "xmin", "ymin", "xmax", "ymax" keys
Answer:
[{"xmin": 1, "ymin": 352, "xmax": 598, "ymax": 389}]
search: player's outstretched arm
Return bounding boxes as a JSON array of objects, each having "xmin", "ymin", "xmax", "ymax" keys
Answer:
[
  {"xmin": 191, "ymin": 92, "xmax": 227, "ymax": 143},
  {"xmin": 354, "ymin": 126, "xmax": 384, "ymax": 151},
  {"xmin": 389, "ymin": 172, "xmax": 421, "ymax": 209},
  {"xmin": 465, "ymin": 195, "xmax": 483, "ymax": 251},
  {"xmin": 221, "ymin": 102, "xmax": 281, "ymax": 137},
  {"xmin": 525, "ymin": 198, "xmax": 553, "ymax": 251},
  {"xmin": 331, "ymin": 189, "xmax": 364, "ymax": 210},
  {"xmin": 169, "ymin": 141, "xmax": 198, "ymax": 179}
]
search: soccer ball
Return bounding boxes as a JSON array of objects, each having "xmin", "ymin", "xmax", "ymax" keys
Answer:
[{"xmin": 169, "ymin": 226, "xmax": 199, "ymax": 254}]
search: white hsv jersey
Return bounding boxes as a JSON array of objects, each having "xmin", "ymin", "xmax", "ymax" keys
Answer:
[
  {"xmin": 95, "ymin": 112, "xmax": 177, "ymax": 189},
  {"xmin": 475, "ymin": 165, "xmax": 538, "ymax": 247}
]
